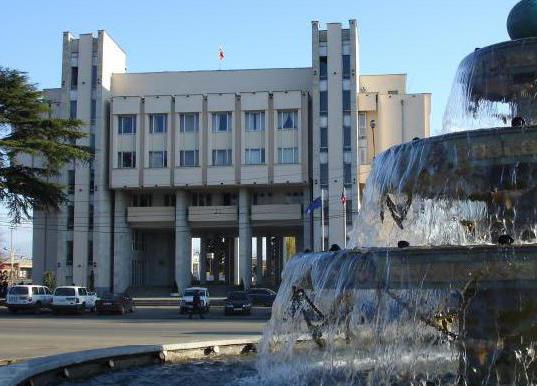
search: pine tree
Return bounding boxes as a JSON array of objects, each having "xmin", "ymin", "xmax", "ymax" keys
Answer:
[{"xmin": 0, "ymin": 67, "xmax": 91, "ymax": 222}]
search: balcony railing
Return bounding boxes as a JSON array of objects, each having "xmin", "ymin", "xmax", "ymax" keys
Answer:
[
  {"xmin": 188, "ymin": 206, "xmax": 237, "ymax": 222},
  {"xmin": 251, "ymin": 204, "xmax": 302, "ymax": 221}
]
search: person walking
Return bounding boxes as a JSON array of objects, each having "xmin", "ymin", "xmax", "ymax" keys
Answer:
[{"xmin": 189, "ymin": 290, "xmax": 204, "ymax": 319}]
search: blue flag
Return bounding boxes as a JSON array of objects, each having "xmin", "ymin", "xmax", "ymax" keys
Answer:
[{"xmin": 305, "ymin": 196, "xmax": 322, "ymax": 214}]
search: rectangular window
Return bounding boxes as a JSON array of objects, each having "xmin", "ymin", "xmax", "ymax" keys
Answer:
[
  {"xmin": 320, "ymin": 163, "xmax": 328, "ymax": 187},
  {"xmin": 87, "ymin": 240, "xmax": 93, "ymax": 266},
  {"xmin": 277, "ymin": 110, "xmax": 298, "ymax": 129},
  {"xmin": 67, "ymin": 205, "xmax": 74, "ymax": 230},
  {"xmin": 320, "ymin": 91, "xmax": 328, "ymax": 114},
  {"xmin": 179, "ymin": 113, "xmax": 199, "ymax": 132},
  {"xmin": 192, "ymin": 193, "xmax": 212, "ymax": 206},
  {"xmin": 70, "ymin": 100, "xmax": 77, "ymax": 120},
  {"xmin": 118, "ymin": 115, "xmax": 136, "ymax": 134},
  {"xmin": 320, "ymin": 127, "xmax": 328, "ymax": 149},
  {"xmin": 68, "ymin": 170, "xmax": 75, "ymax": 194},
  {"xmin": 346, "ymin": 199, "xmax": 353, "ymax": 225},
  {"xmin": 179, "ymin": 150, "xmax": 199, "ymax": 167},
  {"xmin": 212, "ymin": 149, "xmax": 232, "ymax": 166},
  {"xmin": 90, "ymin": 99, "xmax": 96, "ymax": 125},
  {"xmin": 245, "ymin": 148, "xmax": 265, "ymax": 165},
  {"xmin": 149, "ymin": 114, "xmax": 167, "ymax": 134},
  {"xmin": 212, "ymin": 112, "xmax": 232, "ymax": 132},
  {"xmin": 88, "ymin": 203, "xmax": 94, "ymax": 230},
  {"xmin": 89, "ymin": 168, "xmax": 95, "ymax": 192},
  {"xmin": 66, "ymin": 241, "xmax": 73, "ymax": 266},
  {"xmin": 245, "ymin": 111, "xmax": 265, "ymax": 131},
  {"xmin": 148, "ymin": 151, "xmax": 167, "ymax": 168},
  {"xmin": 358, "ymin": 113, "xmax": 367, "ymax": 139},
  {"xmin": 344, "ymin": 163, "xmax": 352, "ymax": 186},
  {"xmin": 343, "ymin": 90, "xmax": 351, "ymax": 112},
  {"xmin": 71, "ymin": 67, "xmax": 78, "ymax": 89},
  {"xmin": 319, "ymin": 56, "xmax": 327, "ymax": 79},
  {"xmin": 343, "ymin": 126, "xmax": 351, "ymax": 148},
  {"xmin": 140, "ymin": 194, "xmax": 152, "ymax": 207},
  {"xmin": 342, "ymin": 55, "xmax": 351, "ymax": 79},
  {"xmin": 118, "ymin": 151, "xmax": 136, "ymax": 168},
  {"xmin": 91, "ymin": 65, "xmax": 97, "ymax": 88},
  {"xmin": 278, "ymin": 147, "xmax": 299, "ymax": 164}
]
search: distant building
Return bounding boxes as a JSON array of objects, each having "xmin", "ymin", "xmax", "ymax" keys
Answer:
[
  {"xmin": 0, "ymin": 258, "xmax": 32, "ymax": 283},
  {"xmin": 30, "ymin": 21, "xmax": 430, "ymax": 294}
]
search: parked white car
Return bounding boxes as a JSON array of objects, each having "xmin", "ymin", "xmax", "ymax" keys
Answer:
[
  {"xmin": 52, "ymin": 286, "xmax": 97, "ymax": 314},
  {"xmin": 6, "ymin": 285, "xmax": 53, "ymax": 313},
  {"xmin": 179, "ymin": 287, "xmax": 210, "ymax": 314}
]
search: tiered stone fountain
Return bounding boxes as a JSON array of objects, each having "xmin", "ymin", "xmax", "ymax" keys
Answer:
[{"xmin": 259, "ymin": 2, "xmax": 537, "ymax": 384}]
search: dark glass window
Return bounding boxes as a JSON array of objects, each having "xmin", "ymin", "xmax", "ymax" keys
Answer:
[
  {"xmin": 319, "ymin": 56, "xmax": 327, "ymax": 79},
  {"xmin": 344, "ymin": 163, "xmax": 352, "ymax": 186},
  {"xmin": 67, "ymin": 205, "xmax": 74, "ymax": 230},
  {"xmin": 342, "ymin": 55, "xmax": 351, "ymax": 78},
  {"xmin": 70, "ymin": 100, "xmax": 77, "ymax": 120},
  {"xmin": 66, "ymin": 241, "xmax": 73, "ymax": 266},
  {"xmin": 87, "ymin": 240, "xmax": 93, "ymax": 266},
  {"xmin": 320, "ymin": 91, "xmax": 328, "ymax": 114},
  {"xmin": 320, "ymin": 127, "xmax": 328, "ymax": 148},
  {"xmin": 90, "ymin": 99, "xmax": 96, "ymax": 125},
  {"xmin": 70, "ymin": 67, "xmax": 78, "ymax": 89},
  {"xmin": 320, "ymin": 163, "xmax": 328, "ymax": 187},
  {"xmin": 88, "ymin": 203, "xmax": 94, "ymax": 230},
  {"xmin": 346, "ymin": 200, "xmax": 353, "ymax": 225},
  {"xmin": 91, "ymin": 65, "xmax": 97, "ymax": 88},
  {"xmin": 343, "ymin": 126, "xmax": 351, "ymax": 148},
  {"xmin": 343, "ymin": 90, "xmax": 351, "ymax": 112},
  {"xmin": 68, "ymin": 170, "xmax": 75, "ymax": 194}
]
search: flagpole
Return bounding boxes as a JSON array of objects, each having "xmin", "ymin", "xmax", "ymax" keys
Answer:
[
  {"xmin": 343, "ymin": 187, "xmax": 347, "ymax": 248},
  {"xmin": 321, "ymin": 189, "xmax": 325, "ymax": 251}
]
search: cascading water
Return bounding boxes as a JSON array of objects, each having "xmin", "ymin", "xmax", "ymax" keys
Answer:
[{"xmin": 255, "ymin": 2, "xmax": 537, "ymax": 385}]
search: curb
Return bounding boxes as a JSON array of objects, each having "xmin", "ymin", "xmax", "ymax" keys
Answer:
[{"xmin": 0, "ymin": 337, "xmax": 261, "ymax": 386}]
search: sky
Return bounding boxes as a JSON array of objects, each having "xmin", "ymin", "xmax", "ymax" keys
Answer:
[{"xmin": 0, "ymin": 0, "xmax": 517, "ymax": 256}]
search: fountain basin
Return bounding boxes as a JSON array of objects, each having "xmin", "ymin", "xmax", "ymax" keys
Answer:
[{"xmin": 0, "ymin": 338, "xmax": 259, "ymax": 386}]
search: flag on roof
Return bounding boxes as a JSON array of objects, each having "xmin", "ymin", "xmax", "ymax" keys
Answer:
[
  {"xmin": 340, "ymin": 191, "xmax": 347, "ymax": 206},
  {"xmin": 218, "ymin": 47, "xmax": 225, "ymax": 61}
]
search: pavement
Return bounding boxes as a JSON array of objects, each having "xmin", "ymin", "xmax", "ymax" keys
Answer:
[{"xmin": 0, "ymin": 305, "xmax": 270, "ymax": 363}]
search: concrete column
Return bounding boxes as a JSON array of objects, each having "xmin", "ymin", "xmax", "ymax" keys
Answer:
[
  {"xmin": 238, "ymin": 188, "xmax": 252, "ymax": 289},
  {"xmin": 265, "ymin": 236, "xmax": 272, "ymax": 282},
  {"xmin": 175, "ymin": 190, "xmax": 192, "ymax": 293},
  {"xmin": 199, "ymin": 237, "xmax": 207, "ymax": 285},
  {"xmin": 256, "ymin": 237, "xmax": 263, "ymax": 286},
  {"xmin": 113, "ymin": 191, "xmax": 131, "ymax": 293},
  {"xmin": 234, "ymin": 237, "xmax": 240, "ymax": 285},
  {"xmin": 302, "ymin": 186, "xmax": 313, "ymax": 251}
]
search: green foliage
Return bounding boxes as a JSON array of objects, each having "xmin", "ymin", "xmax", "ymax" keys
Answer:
[
  {"xmin": 43, "ymin": 271, "xmax": 56, "ymax": 290},
  {"xmin": 0, "ymin": 67, "xmax": 91, "ymax": 222}
]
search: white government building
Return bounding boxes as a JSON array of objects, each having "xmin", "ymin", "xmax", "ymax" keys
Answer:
[{"xmin": 31, "ymin": 20, "xmax": 431, "ymax": 294}]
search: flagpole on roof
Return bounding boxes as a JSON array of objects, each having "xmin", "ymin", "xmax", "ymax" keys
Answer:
[{"xmin": 321, "ymin": 189, "xmax": 325, "ymax": 251}]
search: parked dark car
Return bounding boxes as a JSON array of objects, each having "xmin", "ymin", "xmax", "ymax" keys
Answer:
[
  {"xmin": 224, "ymin": 291, "xmax": 252, "ymax": 315},
  {"xmin": 247, "ymin": 288, "xmax": 276, "ymax": 306},
  {"xmin": 95, "ymin": 293, "xmax": 134, "ymax": 314}
]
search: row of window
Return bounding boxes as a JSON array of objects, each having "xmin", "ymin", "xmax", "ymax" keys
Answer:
[
  {"xmin": 319, "ymin": 126, "xmax": 352, "ymax": 150},
  {"xmin": 319, "ymin": 163, "xmax": 353, "ymax": 188},
  {"xmin": 319, "ymin": 90, "xmax": 351, "ymax": 114},
  {"xmin": 65, "ymin": 240, "xmax": 94, "ymax": 266},
  {"xmin": 117, "ymin": 110, "xmax": 299, "ymax": 135},
  {"xmin": 319, "ymin": 55, "xmax": 351, "ymax": 80},
  {"xmin": 117, "ymin": 147, "xmax": 300, "ymax": 168}
]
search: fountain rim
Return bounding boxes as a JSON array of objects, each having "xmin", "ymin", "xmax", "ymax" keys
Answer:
[
  {"xmin": 0, "ymin": 338, "xmax": 261, "ymax": 385},
  {"xmin": 377, "ymin": 124, "xmax": 537, "ymax": 157},
  {"xmin": 459, "ymin": 36, "xmax": 537, "ymax": 64}
]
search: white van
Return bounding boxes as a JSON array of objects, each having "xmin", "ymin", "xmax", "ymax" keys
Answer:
[
  {"xmin": 52, "ymin": 286, "xmax": 97, "ymax": 314},
  {"xmin": 179, "ymin": 287, "xmax": 210, "ymax": 314},
  {"xmin": 6, "ymin": 285, "xmax": 53, "ymax": 313}
]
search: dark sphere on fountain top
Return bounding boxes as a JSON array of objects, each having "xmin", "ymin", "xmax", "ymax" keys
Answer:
[{"xmin": 507, "ymin": 0, "xmax": 537, "ymax": 39}]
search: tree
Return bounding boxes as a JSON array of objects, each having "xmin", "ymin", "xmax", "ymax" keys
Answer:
[
  {"xmin": 43, "ymin": 271, "xmax": 56, "ymax": 290},
  {"xmin": 0, "ymin": 67, "xmax": 91, "ymax": 222}
]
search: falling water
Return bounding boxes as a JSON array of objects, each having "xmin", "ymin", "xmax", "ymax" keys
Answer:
[{"xmin": 443, "ymin": 38, "xmax": 537, "ymax": 134}]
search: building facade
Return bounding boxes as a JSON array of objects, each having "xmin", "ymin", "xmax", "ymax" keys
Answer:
[{"xmin": 32, "ymin": 21, "xmax": 430, "ymax": 294}]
